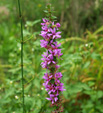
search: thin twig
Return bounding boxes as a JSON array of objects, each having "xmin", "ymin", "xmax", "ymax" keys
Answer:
[{"xmin": 17, "ymin": 0, "xmax": 24, "ymax": 112}]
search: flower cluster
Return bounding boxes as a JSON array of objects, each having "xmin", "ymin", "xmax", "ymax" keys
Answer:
[{"xmin": 40, "ymin": 18, "xmax": 65, "ymax": 104}]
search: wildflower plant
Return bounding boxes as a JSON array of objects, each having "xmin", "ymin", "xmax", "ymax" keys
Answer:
[{"xmin": 40, "ymin": 4, "xmax": 65, "ymax": 112}]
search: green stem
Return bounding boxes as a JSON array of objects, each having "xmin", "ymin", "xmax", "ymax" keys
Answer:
[{"xmin": 17, "ymin": 0, "xmax": 24, "ymax": 112}]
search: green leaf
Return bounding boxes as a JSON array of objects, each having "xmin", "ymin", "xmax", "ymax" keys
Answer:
[
  {"xmin": 51, "ymin": 16, "xmax": 57, "ymax": 20},
  {"xmin": 44, "ymin": 10, "xmax": 48, "ymax": 13},
  {"xmin": 91, "ymin": 52, "xmax": 101, "ymax": 60},
  {"xmin": 97, "ymin": 91, "xmax": 103, "ymax": 98}
]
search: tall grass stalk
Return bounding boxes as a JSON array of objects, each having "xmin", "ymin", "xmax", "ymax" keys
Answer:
[{"xmin": 17, "ymin": 0, "xmax": 24, "ymax": 112}]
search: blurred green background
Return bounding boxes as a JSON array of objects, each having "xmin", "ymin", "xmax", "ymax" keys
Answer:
[{"xmin": 0, "ymin": 0, "xmax": 103, "ymax": 113}]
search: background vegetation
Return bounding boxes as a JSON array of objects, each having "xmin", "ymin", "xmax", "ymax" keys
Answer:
[{"xmin": 0, "ymin": 0, "xmax": 103, "ymax": 113}]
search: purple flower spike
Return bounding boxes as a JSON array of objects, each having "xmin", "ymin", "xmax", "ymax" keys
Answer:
[
  {"xmin": 40, "ymin": 17, "xmax": 65, "ymax": 105},
  {"xmin": 56, "ymin": 23, "xmax": 61, "ymax": 28}
]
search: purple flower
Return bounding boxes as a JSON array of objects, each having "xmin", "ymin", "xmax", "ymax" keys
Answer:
[
  {"xmin": 46, "ymin": 92, "xmax": 59, "ymax": 104},
  {"xmin": 40, "ymin": 40, "xmax": 48, "ymax": 48},
  {"xmin": 56, "ymin": 23, "xmax": 61, "ymax": 28},
  {"xmin": 55, "ymin": 72, "xmax": 63, "ymax": 79},
  {"xmin": 50, "ymin": 28, "xmax": 61, "ymax": 39},
  {"xmin": 48, "ymin": 49, "xmax": 63, "ymax": 58},
  {"xmin": 40, "ymin": 31, "xmax": 47, "ymax": 38},
  {"xmin": 41, "ymin": 18, "xmax": 48, "ymax": 25},
  {"xmin": 43, "ymin": 73, "xmax": 53, "ymax": 81},
  {"xmin": 40, "ymin": 18, "xmax": 65, "ymax": 105}
]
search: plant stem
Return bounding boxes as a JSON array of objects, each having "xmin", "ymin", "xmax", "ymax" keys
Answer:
[{"xmin": 17, "ymin": 0, "xmax": 24, "ymax": 112}]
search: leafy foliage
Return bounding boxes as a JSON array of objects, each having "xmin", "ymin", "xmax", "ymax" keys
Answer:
[{"xmin": 0, "ymin": 0, "xmax": 103, "ymax": 113}]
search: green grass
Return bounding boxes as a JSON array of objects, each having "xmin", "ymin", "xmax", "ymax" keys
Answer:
[{"xmin": 0, "ymin": 0, "xmax": 103, "ymax": 113}]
